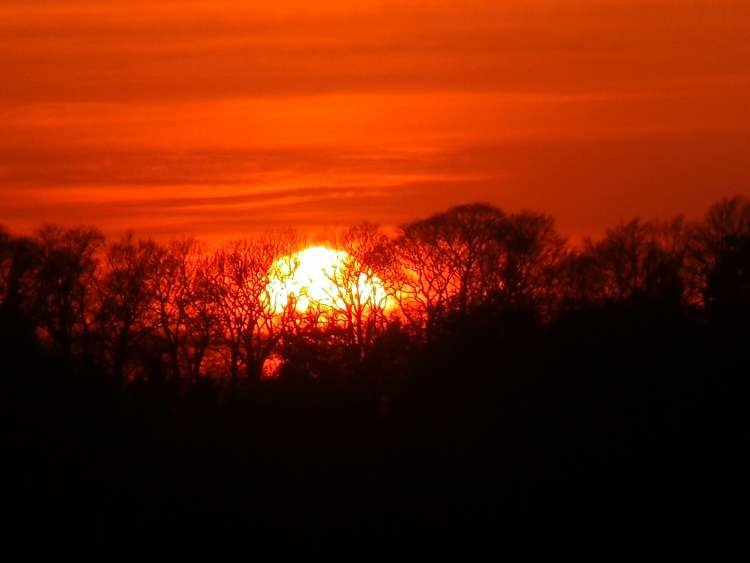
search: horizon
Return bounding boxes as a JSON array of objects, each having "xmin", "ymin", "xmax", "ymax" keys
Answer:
[{"xmin": 0, "ymin": 195, "xmax": 745, "ymax": 251}]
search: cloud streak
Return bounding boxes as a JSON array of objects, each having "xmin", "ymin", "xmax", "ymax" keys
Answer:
[
  {"xmin": 1, "ymin": 1, "xmax": 748, "ymax": 103},
  {"xmin": 0, "ymin": 1, "xmax": 749, "ymax": 240}
]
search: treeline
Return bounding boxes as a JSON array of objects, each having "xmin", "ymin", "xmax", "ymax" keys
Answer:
[
  {"xmin": 2, "ymin": 196, "xmax": 748, "ymax": 539},
  {"xmin": 1, "ymin": 196, "xmax": 749, "ymax": 384}
]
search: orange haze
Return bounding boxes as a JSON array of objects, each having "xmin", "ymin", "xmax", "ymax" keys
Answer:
[{"xmin": 1, "ymin": 1, "xmax": 749, "ymax": 242}]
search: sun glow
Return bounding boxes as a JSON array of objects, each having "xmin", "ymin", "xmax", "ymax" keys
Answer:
[{"xmin": 266, "ymin": 246, "xmax": 390, "ymax": 314}]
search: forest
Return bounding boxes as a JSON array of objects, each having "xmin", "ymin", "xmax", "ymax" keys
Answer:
[{"xmin": 2, "ymin": 196, "xmax": 748, "ymax": 541}]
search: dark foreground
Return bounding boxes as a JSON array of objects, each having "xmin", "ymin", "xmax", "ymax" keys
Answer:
[
  {"xmin": 3, "ymin": 198, "xmax": 749, "ymax": 547},
  {"xmin": 3, "ymin": 302, "xmax": 745, "ymax": 547}
]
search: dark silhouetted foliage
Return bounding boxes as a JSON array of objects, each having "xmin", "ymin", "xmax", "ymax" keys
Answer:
[{"xmin": 1, "ymin": 197, "xmax": 747, "ymax": 545}]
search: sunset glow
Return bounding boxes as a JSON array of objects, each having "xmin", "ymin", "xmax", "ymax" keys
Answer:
[{"xmin": 1, "ymin": 1, "xmax": 748, "ymax": 240}]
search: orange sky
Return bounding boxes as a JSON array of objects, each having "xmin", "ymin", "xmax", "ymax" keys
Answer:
[{"xmin": 1, "ymin": 0, "xmax": 749, "ymax": 241}]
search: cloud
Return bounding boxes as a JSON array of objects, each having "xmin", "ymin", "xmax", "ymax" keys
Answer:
[
  {"xmin": 1, "ymin": 1, "xmax": 748, "ymax": 104},
  {"xmin": 0, "ymin": 1, "xmax": 748, "ymax": 241},
  {"xmin": 3, "ymin": 132, "xmax": 749, "ymax": 241}
]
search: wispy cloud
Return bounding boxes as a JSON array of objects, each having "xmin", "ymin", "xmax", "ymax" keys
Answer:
[{"xmin": 0, "ymin": 1, "xmax": 749, "ymax": 240}]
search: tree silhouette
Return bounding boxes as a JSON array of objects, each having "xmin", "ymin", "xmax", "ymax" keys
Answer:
[
  {"xmin": 695, "ymin": 196, "xmax": 750, "ymax": 308},
  {"xmin": 151, "ymin": 238, "xmax": 216, "ymax": 381},
  {"xmin": 569, "ymin": 217, "xmax": 694, "ymax": 308},
  {"xmin": 326, "ymin": 224, "xmax": 392, "ymax": 361},
  {"xmin": 496, "ymin": 210, "xmax": 566, "ymax": 315},
  {"xmin": 391, "ymin": 203, "xmax": 505, "ymax": 338},
  {"xmin": 32, "ymin": 225, "xmax": 104, "ymax": 365},
  {"xmin": 97, "ymin": 233, "xmax": 161, "ymax": 382},
  {"xmin": 208, "ymin": 234, "xmax": 299, "ymax": 382},
  {"xmin": 3, "ymin": 195, "xmax": 747, "ymax": 539}
]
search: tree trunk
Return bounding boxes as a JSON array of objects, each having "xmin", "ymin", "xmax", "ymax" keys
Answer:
[{"xmin": 229, "ymin": 342, "xmax": 240, "ymax": 384}]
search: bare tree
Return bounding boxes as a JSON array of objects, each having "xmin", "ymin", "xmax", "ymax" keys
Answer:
[
  {"xmin": 498, "ymin": 211, "xmax": 567, "ymax": 314},
  {"xmin": 693, "ymin": 196, "xmax": 750, "ymax": 301},
  {"xmin": 0, "ymin": 230, "xmax": 40, "ymax": 315},
  {"xmin": 695, "ymin": 196, "xmax": 750, "ymax": 312},
  {"xmin": 569, "ymin": 217, "xmax": 696, "ymax": 306},
  {"xmin": 32, "ymin": 225, "xmax": 105, "ymax": 363},
  {"xmin": 307, "ymin": 223, "xmax": 395, "ymax": 360},
  {"xmin": 700, "ymin": 196, "xmax": 750, "ymax": 253},
  {"xmin": 184, "ymin": 255, "xmax": 218, "ymax": 380},
  {"xmin": 208, "ymin": 234, "xmax": 299, "ymax": 382},
  {"xmin": 151, "ymin": 238, "xmax": 214, "ymax": 381},
  {"xmin": 653, "ymin": 216, "xmax": 700, "ymax": 306},
  {"xmin": 97, "ymin": 233, "xmax": 161, "ymax": 382},
  {"xmin": 0, "ymin": 226, "xmax": 16, "ymax": 308},
  {"xmin": 391, "ymin": 204, "xmax": 505, "ymax": 337}
]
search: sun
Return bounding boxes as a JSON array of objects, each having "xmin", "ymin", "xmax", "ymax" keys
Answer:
[{"xmin": 266, "ymin": 246, "xmax": 389, "ymax": 314}]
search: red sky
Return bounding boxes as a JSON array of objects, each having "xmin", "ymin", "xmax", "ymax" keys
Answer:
[{"xmin": 1, "ymin": 0, "xmax": 749, "ymax": 242}]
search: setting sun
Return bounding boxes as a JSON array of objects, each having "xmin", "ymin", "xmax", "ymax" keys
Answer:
[{"xmin": 266, "ymin": 246, "xmax": 390, "ymax": 314}]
